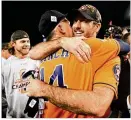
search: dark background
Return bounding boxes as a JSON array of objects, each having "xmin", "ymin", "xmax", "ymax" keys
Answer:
[{"xmin": 2, "ymin": 1, "xmax": 130, "ymax": 46}]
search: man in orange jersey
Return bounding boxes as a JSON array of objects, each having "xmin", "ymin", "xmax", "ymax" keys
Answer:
[
  {"xmin": 29, "ymin": 5, "xmax": 129, "ymax": 62},
  {"xmin": 22, "ymin": 8, "xmax": 122, "ymax": 118}
]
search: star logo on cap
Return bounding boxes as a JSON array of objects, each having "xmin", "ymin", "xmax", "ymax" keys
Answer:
[
  {"xmin": 51, "ymin": 16, "xmax": 57, "ymax": 22},
  {"xmin": 86, "ymin": 5, "xmax": 95, "ymax": 13}
]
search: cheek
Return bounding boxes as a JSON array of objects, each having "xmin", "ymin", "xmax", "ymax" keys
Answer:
[
  {"xmin": 72, "ymin": 26, "xmax": 74, "ymax": 31},
  {"xmin": 5, "ymin": 51, "xmax": 8, "ymax": 54},
  {"xmin": 72, "ymin": 24, "xmax": 75, "ymax": 31},
  {"xmin": 28, "ymin": 43, "xmax": 31, "ymax": 47},
  {"xmin": 18, "ymin": 44, "xmax": 23, "ymax": 48},
  {"xmin": 64, "ymin": 25, "xmax": 72, "ymax": 36},
  {"xmin": 82, "ymin": 24, "xmax": 90, "ymax": 31},
  {"xmin": 84, "ymin": 26, "xmax": 94, "ymax": 37},
  {"xmin": 68, "ymin": 28, "xmax": 73, "ymax": 36},
  {"xmin": 16, "ymin": 45, "xmax": 23, "ymax": 49},
  {"xmin": 83, "ymin": 26, "xmax": 90, "ymax": 34}
]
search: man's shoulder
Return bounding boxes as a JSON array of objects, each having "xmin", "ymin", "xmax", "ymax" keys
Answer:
[
  {"xmin": 85, "ymin": 37, "xmax": 101, "ymax": 41},
  {"xmin": 84, "ymin": 37, "xmax": 103, "ymax": 51},
  {"xmin": 84, "ymin": 37, "xmax": 103, "ymax": 44},
  {"xmin": 7, "ymin": 55, "xmax": 17, "ymax": 62},
  {"xmin": 2, "ymin": 57, "xmax": 7, "ymax": 65}
]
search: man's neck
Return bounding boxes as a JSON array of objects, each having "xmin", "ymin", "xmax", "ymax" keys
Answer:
[
  {"xmin": 91, "ymin": 34, "xmax": 97, "ymax": 38},
  {"xmin": 14, "ymin": 52, "xmax": 27, "ymax": 59}
]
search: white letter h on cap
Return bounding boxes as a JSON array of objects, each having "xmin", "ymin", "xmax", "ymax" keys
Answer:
[{"xmin": 51, "ymin": 16, "xmax": 57, "ymax": 22}]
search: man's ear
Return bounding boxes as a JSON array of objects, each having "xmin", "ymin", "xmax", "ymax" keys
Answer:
[
  {"xmin": 57, "ymin": 24, "xmax": 65, "ymax": 34},
  {"xmin": 10, "ymin": 41, "xmax": 15, "ymax": 47},
  {"xmin": 96, "ymin": 23, "xmax": 101, "ymax": 33}
]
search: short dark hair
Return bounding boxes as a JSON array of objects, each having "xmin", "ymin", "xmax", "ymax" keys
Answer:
[
  {"xmin": 10, "ymin": 30, "xmax": 29, "ymax": 41},
  {"xmin": 2, "ymin": 42, "xmax": 10, "ymax": 50},
  {"xmin": 122, "ymin": 33, "xmax": 130, "ymax": 43}
]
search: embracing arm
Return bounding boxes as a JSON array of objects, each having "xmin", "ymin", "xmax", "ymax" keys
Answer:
[
  {"xmin": 46, "ymin": 86, "xmax": 113, "ymax": 117},
  {"xmin": 25, "ymin": 80, "xmax": 114, "ymax": 117},
  {"xmin": 29, "ymin": 37, "xmax": 91, "ymax": 63},
  {"xmin": 29, "ymin": 40, "xmax": 61, "ymax": 60}
]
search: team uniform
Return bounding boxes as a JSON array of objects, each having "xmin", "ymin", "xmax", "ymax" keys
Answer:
[
  {"xmin": 2, "ymin": 56, "xmax": 44, "ymax": 118},
  {"xmin": 7, "ymin": 55, "xmax": 16, "ymax": 61},
  {"xmin": 2, "ymin": 57, "xmax": 8, "ymax": 118},
  {"xmin": 39, "ymin": 38, "xmax": 120, "ymax": 118}
]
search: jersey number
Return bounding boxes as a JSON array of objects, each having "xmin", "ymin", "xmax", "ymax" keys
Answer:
[{"xmin": 40, "ymin": 64, "xmax": 67, "ymax": 88}]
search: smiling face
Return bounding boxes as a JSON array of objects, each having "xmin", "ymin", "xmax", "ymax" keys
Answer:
[
  {"xmin": 72, "ymin": 13, "xmax": 101, "ymax": 38},
  {"xmin": 12, "ymin": 38, "xmax": 31, "ymax": 56}
]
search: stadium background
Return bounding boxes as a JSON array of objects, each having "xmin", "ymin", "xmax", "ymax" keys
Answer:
[{"xmin": 2, "ymin": 1, "xmax": 130, "ymax": 46}]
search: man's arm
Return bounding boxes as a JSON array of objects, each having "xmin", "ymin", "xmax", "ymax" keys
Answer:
[
  {"xmin": 29, "ymin": 37, "xmax": 91, "ymax": 63},
  {"xmin": 29, "ymin": 40, "xmax": 61, "ymax": 60},
  {"xmin": 25, "ymin": 80, "xmax": 114, "ymax": 117}
]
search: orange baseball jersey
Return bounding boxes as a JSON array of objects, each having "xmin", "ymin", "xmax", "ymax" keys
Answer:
[{"xmin": 39, "ymin": 38, "xmax": 120, "ymax": 118}]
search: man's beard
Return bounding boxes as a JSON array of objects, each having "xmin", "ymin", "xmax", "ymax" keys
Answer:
[{"xmin": 17, "ymin": 48, "xmax": 29, "ymax": 56}]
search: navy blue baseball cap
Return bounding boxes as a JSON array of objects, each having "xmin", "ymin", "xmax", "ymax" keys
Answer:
[
  {"xmin": 68, "ymin": 4, "xmax": 102, "ymax": 23},
  {"xmin": 39, "ymin": 10, "xmax": 66, "ymax": 38}
]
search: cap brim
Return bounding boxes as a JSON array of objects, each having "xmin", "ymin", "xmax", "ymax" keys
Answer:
[{"xmin": 67, "ymin": 9, "xmax": 95, "ymax": 23}]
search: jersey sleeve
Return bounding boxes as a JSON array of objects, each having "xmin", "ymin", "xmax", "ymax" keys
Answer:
[
  {"xmin": 85, "ymin": 38, "xmax": 120, "ymax": 58},
  {"xmin": 93, "ymin": 56, "xmax": 120, "ymax": 99},
  {"xmin": 2, "ymin": 64, "xmax": 7, "ymax": 89},
  {"xmin": 1, "ymin": 61, "xmax": 8, "ymax": 90}
]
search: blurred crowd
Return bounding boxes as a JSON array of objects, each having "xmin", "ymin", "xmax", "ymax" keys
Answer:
[{"xmin": 104, "ymin": 23, "xmax": 130, "ymax": 118}]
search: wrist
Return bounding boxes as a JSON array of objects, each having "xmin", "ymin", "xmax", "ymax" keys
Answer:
[
  {"xmin": 57, "ymin": 37, "xmax": 63, "ymax": 49},
  {"xmin": 41, "ymin": 83, "xmax": 50, "ymax": 98}
]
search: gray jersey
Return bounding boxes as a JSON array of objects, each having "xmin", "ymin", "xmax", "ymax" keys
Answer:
[
  {"xmin": 2, "ymin": 57, "xmax": 7, "ymax": 87},
  {"xmin": 7, "ymin": 55, "xmax": 15, "ymax": 61},
  {"xmin": 2, "ymin": 56, "xmax": 42, "ymax": 118},
  {"xmin": 2, "ymin": 57, "xmax": 8, "ymax": 117},
  {"xmin": 2, "ymin": 57, "xmax": 7, "ymax": 65}
]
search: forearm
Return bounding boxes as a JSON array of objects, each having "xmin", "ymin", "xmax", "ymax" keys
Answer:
[
  {"xmin": 43, "ymin": 84, "xmax": 113, "ymax": 117},
  {"xmin": 45, "ymin": 85, "xmax": 95, "ymax": 115},
  {"xmin": 29, "ymin": 40, "xmax": 61, "ymax": 60}
]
